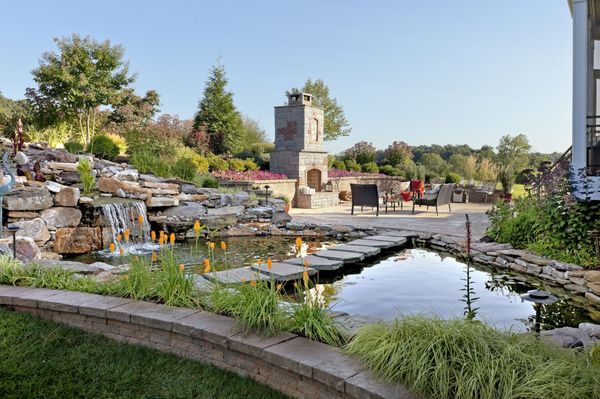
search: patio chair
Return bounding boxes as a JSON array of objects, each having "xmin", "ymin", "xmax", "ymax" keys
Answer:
[
  {"xmin": 410, "ymin": 180, "xmax": 424, "ymax": 198},
  {"xmin": 475, "ymin": 181, "xmax": 496, "ymax": 203},
  {"xmin": 412, "ymin": 183, "xmax": 454, "ymax": 215},
  {"xmin": 350, "ymin": 183, "xmax": 380, "ymax": 216}
]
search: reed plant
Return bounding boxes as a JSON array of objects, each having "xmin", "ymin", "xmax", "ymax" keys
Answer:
[{"xmin": 347, "ymin": 316, "xmax": 600, "ymax": 399}]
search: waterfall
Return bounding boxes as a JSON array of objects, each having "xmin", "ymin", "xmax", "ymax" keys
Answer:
[{"xmin": 98, "ymin": 200, "xmax": 152, "ymax": 251}]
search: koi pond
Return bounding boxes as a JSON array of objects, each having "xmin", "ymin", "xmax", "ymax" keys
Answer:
[{"xmin": 72, "ymin": 237, "xmax": 599, "ymax": 332}]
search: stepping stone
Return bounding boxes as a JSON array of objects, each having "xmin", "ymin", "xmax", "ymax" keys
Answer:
[
  {"xmin": 313, "ymin": 250, "xmax": 364, "ymax": 263},
  {"xmin": 329, "ymin": 244, "xmax": 380, "ymax": 257},
  {"xmin": 363, "ymin": 235, "xmax": 408, "ymax": 245},
  {"xmin": 251, "ymin": 262, "xmax": 316, "ymax": 282},
  {"xmin": 284, "ymin": 255, "xmax": 343, "ymax": 271},
  {"xmin": 347, "ymin": 239, "xmax": 397, "ymax": 249},
  {"xmin": 379, "ymin": 230, "xmax": 414, "ymax": 238},
  {"xmin": 205, "ymin": 267, "xmax": 269, "ymax": 284}
]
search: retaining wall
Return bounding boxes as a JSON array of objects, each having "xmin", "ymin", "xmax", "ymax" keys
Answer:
[{"xmin": 0, "ymin": 285, "xmax": 417, "ymax": 399}]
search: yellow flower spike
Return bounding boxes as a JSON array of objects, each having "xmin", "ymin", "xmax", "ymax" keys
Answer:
[
  {"xmin": 124, "ymin": 229, "xmax": 130, "ymax": 242},
  {"xmin": 276, "ymin": 283, "xmax": 283, "ymax": 291},
  {"xmin": 209, "ymin": 242, "xmax": 215, "ymax": 250},
  {"xmin": 138, "ymin": 214, "xmax": 144, "ymax": 225},
  {"xmin": 303, "ymin": 259, "xmax": 309, "ymax": 268},
  {"xmin": 220, "ymin": 241, "xmax": 227, "ymax": 251},
  {"xmin": 203, "ymin": 259, "xmax": 211, "ymax": 273},
  {"xmin": 295, "ymin": 237, "xmax": 302, "ymax": 250},
  {"xmin": 193, "ymin": 220, "xmax": 201, "ymax": 233},
  {"xmin": 241, "ymin": 277, "xmax": 247, "ymax": 284},
  {"xmin": 169, "ymin": 233, "xmax": 176, "ymax": 245},
  {"xmin": 119, "ymin": 247, "xmax": 125, "ymax": 256},
  {"xmin": 109, "ymin": 243, "xmax": 115, "ymax": 253},
  {"xmin": 116, "ymin": 233, "xmax": 122, "ymax": 242},
  {"xmin": 151, "ymin": 252, "xmax": 157, "ymax": 262},
  {"xmin": 151, "ymin": 231, "xmax": 156, "ymax": 241},
  {"xmin": 302, "ymin": 270, "xmax": 309, "ymax": 283},
  {"xmin": 249, "ymin": 280, "xmax": 257, "ymax": 288},
  {"xmin": 124, "ymin": 274, "xmax": 129, "ymax": 280},
  {"xmin": 267, "ymin": 259, "xmax": 273, "ymax": 271},
  {"xmin": 179, "ymin": 263, "xmax": 185, "ymax": 272}
]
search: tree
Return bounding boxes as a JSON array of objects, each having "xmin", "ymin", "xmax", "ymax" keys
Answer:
[
  {"xmin": 287, "ymin": 78, "xmax": 351, "ymax": 141},
  {"xmin": 239, "ymin": 115, "xmax": 268, "ymax": 151},
  {"xmin": 344, "ymin": 141, "xmax": 376, "ymax": 164},
  {"xmin": 194, "ymin": 64, "xmax": 242, "ymax": 154},
  {"xmin": 0, "ymin": 91, "xmax": 32, "ymax": 138},
  {"xmin": 384, "ymin": 141, "xmax": 412, "ymax": 166},
  {"xmin": 496, "ymin": 134, "xmax": 531, "ymax": 193},
  {"xmin": 449, "ymin": 154, "xmax": 478, "ymax": 181},
  {"xmin": 108, "ymin": 89, "xmax": 160, "ymax": 131},
  {"xmin": 419, "ymin": 153, "xmax": 447, "ymax": 177},
  {"xmin": 30, "ymin": 34, "xmax": 135, "ymax": 146}
]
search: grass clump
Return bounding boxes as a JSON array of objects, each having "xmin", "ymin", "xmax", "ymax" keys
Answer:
[
  {"xmin": 76, "ymin": 157, "xmax": 96, "ymax": 194},
  {"xmin": 0, "ymin": 307, "xmax": 288, "ymax": 399},
  {"xmin": 346, "ymin": 317, "xmax": 600, "ymax": 399}
]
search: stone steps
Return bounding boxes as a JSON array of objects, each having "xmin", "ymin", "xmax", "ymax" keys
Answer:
[
  {"xmin": 313, "ymin": 250, "xmax": 365, "ymax": 263},
  {"xmin": 250, "ymin": 262, "xmax": 316, "ymax": 282},
  {"xmin": 343, "ymin": 238, "xmax": 397, "ymax": 249},
  {"xmin": 283, "ymin": 255, "xmax": 343, "ymax": 271},
  {"xmin": 329, "ymin": 244, "xmax": 381, "ymax": 257},
  {"xmin": 205, "ymin": 267, "xmax": 270, "ymax": 284}
]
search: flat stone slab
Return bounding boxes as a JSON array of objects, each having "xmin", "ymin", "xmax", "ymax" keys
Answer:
[
  {"xmin": 205, "ymin": 267, "xmax": 270, "ymax": 284},
  {"xmin": 313, "ymin": 250, "xmax": 364, "ymax": 263},
  {"xmin": 378, "ymin": 230, "xmax": 414, "ymax": 238},
  {"xmin": 250, "ymin": 262, "xmax": 316, "ymax": 282},
  {"xmin": 346, "ymin": 239, "xmax": 397, "ymax": 249},
  {"xmin": 29, "ymin": 260, "xmax": 111, "ymax": 275},
  {"xmin": 284, "ymin": 255, "xmax": 343, "ymax": 271},
  {"xmin": 329, "ymin": 244, "xmax": 381, "ymax": 257},
  {"xmin": 362, "ymin": 235, "xmax": 408, "ymax": 245}
]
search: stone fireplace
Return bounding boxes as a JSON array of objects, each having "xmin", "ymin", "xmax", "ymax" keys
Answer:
[{"xmin": 270, "ymin": 93, "xmax": 338, "ymax": 208}]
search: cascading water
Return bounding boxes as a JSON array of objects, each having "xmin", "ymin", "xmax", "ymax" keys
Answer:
[{"xmin": 98, "ymin": 200, "xmax": 157, "ymax": 254}]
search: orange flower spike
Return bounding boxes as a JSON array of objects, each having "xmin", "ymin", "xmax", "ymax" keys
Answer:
[
  {"xmin": 151, "ymin": 231, "xmax": 156, "ymax": 242},
  {"xmin": 302, "ymin": 270, "xmax": 309, "ymax": 283},
  {"xmin": 116, "ymin": 233, "xmax": 122, "ymax": 242},
  {"xmin": 203, "ymin": 258, "xmax": 211, "ymax": 273},
  {"xmin": 241, "ymin": 277, "xmax": 247, "ymax": 284},
  {"xmin": 249, "ymin": 280, "xmax": 257, "ymax": 288},
  {"xmin": 137, "ymin": 214, "xmax": 144, "ymax": 225},
  {"xmin": 267, "ymin": 259, "xmax": 273, "ymax": 271},
  {"xmin": 193, "ymin": 220, "xmax": 201, "ymax": 233},
  {"xmin": 124, "ymin": 229, "xmax": 130, "ymax": 242},
  {"xmin": 179, "ymin": 263, "xmax": 185, "ymax": 272},
  {"xmin": 109, "ymin": 243, "xmax": 116, "ymax": 253},
  {"xmin": 276, "ymin": 283, "xmax": 283, "ymax": 291},
  {"xmin": 220, "ymin": 241, "xmax": 227, "ymax": 251},
  {"xmin": 295, "ymin": 237, "xmax": 302, "ymax": 250},
  {"xmin": 303, "ymin": 259, "xmax": 309, "ymax": 269},
  {"xmin": 209, "ymin": 242, "xmax": 216, "ymax": 250},
  {"xmin": 119, "ymin": 247, "xmax": 125, "ymax": 256},
  {"xmin": 151, "ymin": 252, "xmax": 157, "ymax": 262},
  {"xmin": 169, "ymin": 233, "xmax": 176, "ymax": 245}
]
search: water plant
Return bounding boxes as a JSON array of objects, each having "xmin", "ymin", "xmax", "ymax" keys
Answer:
[{"xmin": 461, "ymin": 214, "xmax": 478, "ymax": 320}]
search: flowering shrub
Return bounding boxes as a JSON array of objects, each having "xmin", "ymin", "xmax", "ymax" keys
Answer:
[
  {"xmin": 212, "ymin": 170, "xmax": 288, "ymax": 181},
  {"xmin": 328, "ymin": 168, "xmax": 385, "ymax": 178}
]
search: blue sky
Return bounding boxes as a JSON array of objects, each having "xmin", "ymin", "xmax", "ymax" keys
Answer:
[{"xmin": 0, "ymin": 1, "xmax": 571, "ymax": 154}]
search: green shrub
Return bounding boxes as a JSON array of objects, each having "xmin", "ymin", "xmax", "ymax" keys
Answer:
[
  {"xmin": 243, "ymin": 158, "xmax": 259, "ymax": 171},
  {"xmin": 76, "ymin": 157, "xmax": 96, "ymax": 194},
  {"xmin": 105, "ymin": 133, "xmax": 128, "ymax": 155},
  {"xmin": 87, "ymin": 134, "xmax": 120, "ymax": 161},
  {"xmin": 445, "ymin": 172, "xmax": 461, "ymax": 184},
  {"xmin": 175, "ymin": 147, "xmax": 209, "ymax": 173},
  {"xmin": 130, "ymin": 151, "xmax": 171, "ymax": 177},
  {"xmin": 171, "ymin": 157, "xmax": 197, "ymax": 181},
  {"xmin": 379, "ymin": 164, "xmax": 402, "ymax": 176},
  {"xmin": 228, "ymin": 158, "xmax": 246, "ymax": 172},
  {"xmin": 199, "ymin": 175, "xmax": 219, "ymax": 188},
  {"xmin": 207, "ymin": 154, "xmax": 229, "ymax": 171},
  {"xmin": 361, "ymin": 162, "xmax": 379, "ymax": 174},
  {"xmin": 345, "ymin": 159, "xmax": 361, "ymax": 172},
  {"xmin": 347, "ymin": 317, "xmax": 600, "ymax": 399},
  {"xmin": 64, "ymin": 140, "xmax": 84, "ymax": 154},
  {"xmin": 332, "ymin": 159, "xmax": 346, "ymax": 170},
  {"xmin": 124, "ymin": 128, "xmax": 178, "ymax": 158}
]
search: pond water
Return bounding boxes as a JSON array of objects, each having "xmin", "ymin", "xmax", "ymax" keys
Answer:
[
  {"xmin": 72, "ymin": 237, "xmax": 599, "ymax": 332},
  {"xmin": 312, "ymin": 248, "xmax": 598, "ymax": 332}
]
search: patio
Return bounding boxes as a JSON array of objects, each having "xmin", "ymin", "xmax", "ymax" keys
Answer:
[{"xmin": 289, "ymin": 201, "xmax": 492, "ymax": 239}]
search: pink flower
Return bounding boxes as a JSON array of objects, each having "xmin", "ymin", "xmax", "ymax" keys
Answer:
[{"xmin": 212, "ymin": 170, "xmax": 288, "ymax": 181}]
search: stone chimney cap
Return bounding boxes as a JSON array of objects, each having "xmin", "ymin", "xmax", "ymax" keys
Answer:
[{"xmin": 288, "ymin": 92, "xmax": 312, "ymax": 106}]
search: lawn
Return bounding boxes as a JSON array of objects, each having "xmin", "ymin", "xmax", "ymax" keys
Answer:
[{"xmin": 0, "ymin": 307, "xmax": 288, "ymax": 399}]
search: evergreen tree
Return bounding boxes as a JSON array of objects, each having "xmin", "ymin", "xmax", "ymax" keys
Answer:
[{"xmin": 194, "ymin": 64, "xmax": 242, "ymax": 154}]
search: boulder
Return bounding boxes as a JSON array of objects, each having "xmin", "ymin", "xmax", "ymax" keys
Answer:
[
  {"xmin": 233, "ymin": 191, "xmax": 253, "ymax": 206},
  {"xmin": 45, "ymin": 181, "xmax": 64, "ymax": 193},
  {"xmin": 245, "ymin": 206, "xmax": 273, "ymax": 218},
  {"xmin": 0, "ymin": 236, "xmax": 41, "ymax": 261},
  {"xmin": 14, "ymin": 151, "xmax": 29, "ymax": 166},
  {"xmin": 40, "ymin": 207, "xmax": 82, "ymax": 230},
  {"xmin": 541, "ymin": 326, "xmax": 593, "ymax": 348},
  {"xmin": 162, "ymin": 202, "xmax": 206, "ymax": 220},
  {"xmin": 54, "ymin": 186, "xmax": 80, "ymax": 207},
  {"xmin": 54, "ymin": 227, "xmax": 102, "ymax": 254},
  {"xmin": 4, "ymin": 187, "xmax": 53, "ymax": 211},
  {"xmin": 116, "ymin": 169, "xmax": 139, "ymax": 182},
  {"xmin": 147, "ymin": 197, "xmax": 179, "ymax": 207},
  {"xmin": 31, "ymin": 260, "xmax": 112, "ymax": 275},
  {"xmin": 57, "ymin": 171, "xmax": 81, "ymax": 185},
  {"xmin": 272, "ymin": 211, "xmax": 292, "ymax": 225},
  {"xmin": 579, "ymin": 323, "xmax": 600, "ymax": 338},
  {"xmin": 46, "ymin": 162, "xmax": 79, "ymax": 172},
  {"xmin": 9, "ymin": 218, "xmax": 50, "ymax": 244},
  {"xmin": 98, "ymin": 177, "xmax": 126, "ymax": 193}
]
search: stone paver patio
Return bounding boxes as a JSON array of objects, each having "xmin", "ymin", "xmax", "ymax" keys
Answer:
[{"xmin": 290, "ymin": 202, "xmax": 492, "ymax": 239}]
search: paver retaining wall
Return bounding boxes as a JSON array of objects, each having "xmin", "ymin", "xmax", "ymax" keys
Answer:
[{"xmin": 0, "ymin": 285, "xmax": 417, "ymax": 399}]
